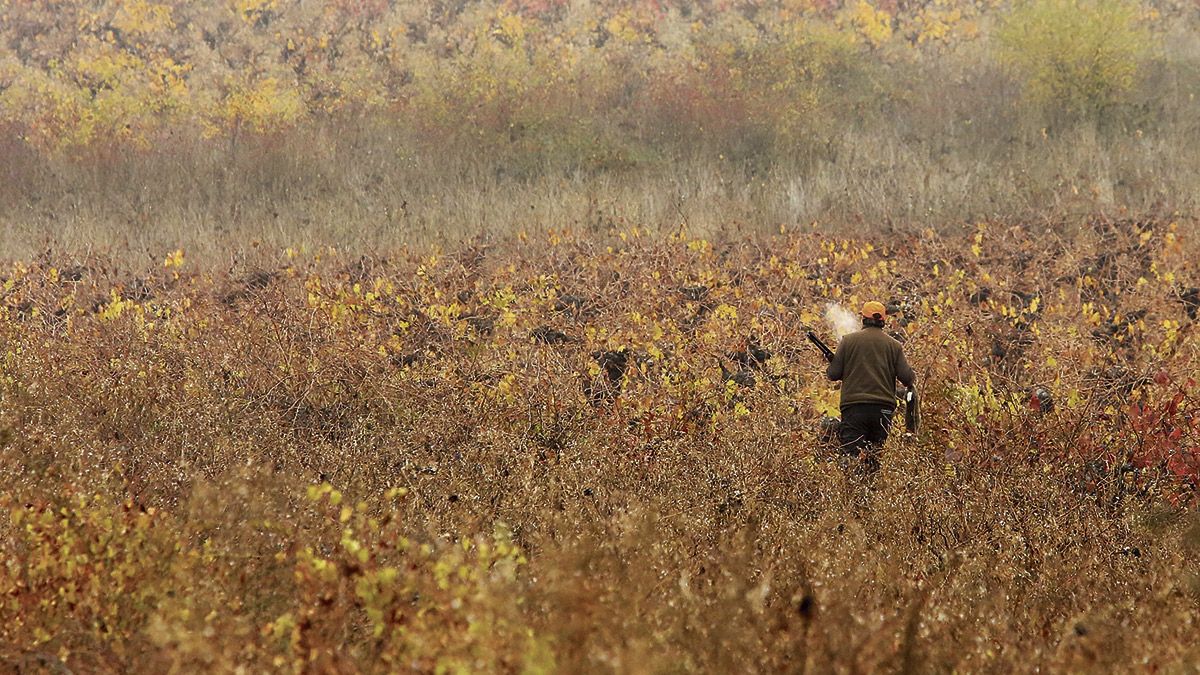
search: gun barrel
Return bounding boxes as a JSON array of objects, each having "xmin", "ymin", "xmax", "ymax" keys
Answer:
[{"xmin": 806, "ymin": 331, "xmax": 835, "ymax": 362}]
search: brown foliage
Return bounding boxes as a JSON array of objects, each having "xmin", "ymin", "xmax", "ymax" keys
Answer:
[{"xmin": 1, "ymin": 222, "xmax": 1199, "ymax": 671}]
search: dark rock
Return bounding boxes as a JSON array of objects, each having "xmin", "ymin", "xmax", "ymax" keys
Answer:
[
  {"xmin": 718, "ymin": 358, "xmax": 756, "ymax": 388},
  {"xmin": 554, "ymin": 294, "xmax": 588, "ymax": 314},
  {"xmin": 244, "ymin": 269, "xmax": 276, "ymax": 290},
  {"xmin": 465, "ymin": 314, "xmax": 495, "ymax": 336},
  {"xmin": 1179, "ymin": 287, "xmax": 1200, "ymax": 320},
  {"xmin": 968, "ymin": 287, "xmax": 992, "ymax": 305},
  {"xmin": 729, "ymin": 335, "xmax": 771, "ymax": 370},
  {"xmin": 680, "ymin": 285, "xmax": 709, "ymax": 302},
  {"xmin": 531, "ymin": 326, "xmax": 572, "ymax": 344},
  {"xmin": 592, "ymin": 349, "xmax": 630, "ymax": 385}
]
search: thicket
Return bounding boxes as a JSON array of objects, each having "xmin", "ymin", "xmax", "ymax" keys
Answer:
[
  {"xmin": 2, "ymin": 0, "xmax": 1200, "ymax": 256},
  {"xmin": 2, "ymin": 220, "xmax": 1200, "ymax": 670}
]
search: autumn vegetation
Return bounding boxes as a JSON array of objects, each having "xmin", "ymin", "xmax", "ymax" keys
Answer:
[
  {"xmin": 3, "ymin": 0, "xmax": 1200, "ymax": 253},
  {"xmin": 1, "ymin": 220, "xmax": 1199, "ymax": 671},
  {"xmin": 3, "ymin": 0, "xmax": 1200, "ymax": 672}
]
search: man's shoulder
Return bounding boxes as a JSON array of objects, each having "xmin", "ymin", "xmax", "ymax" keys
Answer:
[
  {"xmin": 854, "ymin": 328, "xmax": 901, "ymax": 348},
  {"xmin": 842, "ymin": 329, "xmax": 867, "ymax": 344}
]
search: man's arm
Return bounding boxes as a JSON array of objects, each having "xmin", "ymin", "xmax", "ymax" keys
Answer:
[
  {"xmin": 826, "ymin": 343, "xmax": 845, "ymax": 381},
  {"xmin": 896, "ymin": 348, "xmax": 916, "ymax": 388}
]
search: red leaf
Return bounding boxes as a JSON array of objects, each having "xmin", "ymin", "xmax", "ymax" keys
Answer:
[{"xmin": 1167, "ymin": 454, "xmax": 1198, "ymax": 479}]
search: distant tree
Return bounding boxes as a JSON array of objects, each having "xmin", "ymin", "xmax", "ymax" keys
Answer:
[{"xmin": 996, "ymin": 0, "xmax": 1152, "ymax": 119}]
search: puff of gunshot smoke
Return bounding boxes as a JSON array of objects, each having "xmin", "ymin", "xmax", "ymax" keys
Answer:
[{"xmin": 824, "ymin": 303, "xmax": 860, "ymax": 341}]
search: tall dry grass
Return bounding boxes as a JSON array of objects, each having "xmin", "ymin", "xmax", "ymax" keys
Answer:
[{"xmin": 5, "ymin": 110, "xmax": 1200, "ymax": 262}]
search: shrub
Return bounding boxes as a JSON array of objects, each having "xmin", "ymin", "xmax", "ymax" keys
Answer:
[
  {"xmin": 996, "ymin": 0, "xmax": 1152, "ymax": 118},
  {"xmin": 0, "ymin": 493, "xmax": 182, "ymax": 667}
]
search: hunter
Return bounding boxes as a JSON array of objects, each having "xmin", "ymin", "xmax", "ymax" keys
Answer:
[{"xmin": 826, "ymin": 301, "xmax": 916, "ymax": 474}]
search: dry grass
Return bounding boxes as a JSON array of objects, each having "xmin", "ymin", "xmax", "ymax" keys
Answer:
[
  {"xmin": 1, "ymin": 220, "xmax": 1198, "ymax": 671},
  {"xmin": 5, "ymin": 117, "xmax": 1200, "ymax": 264}
]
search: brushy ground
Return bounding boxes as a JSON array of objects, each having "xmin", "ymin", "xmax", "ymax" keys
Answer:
[{"xmin": 1, "ymin": 220, "xmax": 1199, "ymax": 672}]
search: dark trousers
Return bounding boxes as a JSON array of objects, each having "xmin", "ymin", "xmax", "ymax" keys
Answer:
[{"xmin": 839, "ymin": 403, "xmax": 895, "ymax": 474}]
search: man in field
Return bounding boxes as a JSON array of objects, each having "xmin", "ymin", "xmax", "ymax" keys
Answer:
[{"xmin": 826, "ymin": 301, "xmax": 916, "ymax": 475}]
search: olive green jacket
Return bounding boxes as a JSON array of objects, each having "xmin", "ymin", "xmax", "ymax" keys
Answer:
[{"xmin": 826, "ymin": 327, "xmax": 916, "ymax": 408}]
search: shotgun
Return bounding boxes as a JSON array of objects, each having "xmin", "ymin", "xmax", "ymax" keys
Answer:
[{"xmin": 806, "ymin": 331, "xmax": 835, "ymax": 363}]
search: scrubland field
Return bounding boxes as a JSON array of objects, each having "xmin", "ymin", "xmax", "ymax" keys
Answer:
[
  {"xmin": 3, "ymin": 0, "xmax": 1200, "ymax": 673},
  {"xmin": 4, "ymin": 221, "xmax": 1200, "ymax": 672}
]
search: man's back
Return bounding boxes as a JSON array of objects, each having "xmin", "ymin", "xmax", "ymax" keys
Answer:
[{"xmin": 826, "ymin": 327, "xmax": 915, "ymax": 408}]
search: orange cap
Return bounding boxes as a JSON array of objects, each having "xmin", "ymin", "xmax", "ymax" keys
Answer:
[{"xmin": 861, "ymin": 301, "xmax": 887, "ymax": 321}]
